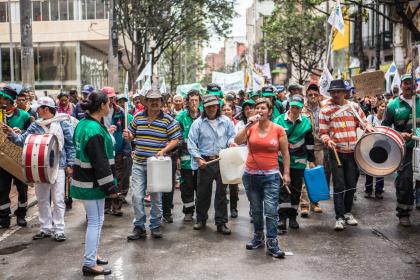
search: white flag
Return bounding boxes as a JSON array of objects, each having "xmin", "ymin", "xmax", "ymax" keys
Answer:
[
  {"xmin": 124, "ymin": 71, "xmax": 130, "ymax": 109},
  {"xmin": 384, "ymin": 62, "xmax": 397, "ymax": 93},
  {"xmin": 391, "ymin": 69, "xmax": 401, "ymax": 94},
  {"xmin": 319, "ymin": 66, "xmax": 332, "ymax": 97},
  {"xmin": 252, "ymin": 71, "xmax": 264, "ymax": 91},
  {"xmin": 328, "ymin": 0, "xmax": 345, "ymax": 35},
  {"xmin": 263, "ymin": 63, "xmax": 271, "ymax": 79},
  {"xmin": 160, "ymin": 79, "xmax": 168, "ymax": 95},
  {"xmin": 135, "ymin": 61, "xmax": 152, "ymax": 82},
  {"xmin": 139, "ymin": 76, "xmax": 152, "ymax": 96}
]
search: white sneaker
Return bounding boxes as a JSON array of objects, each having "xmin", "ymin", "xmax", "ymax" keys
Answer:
[
  {"xmin": 344, "ymin": 213, "xmax": 358, "ymax": 226},
  {"xmin": 334, "ymin": 218, "xmax": 345, "ymax": 231}
]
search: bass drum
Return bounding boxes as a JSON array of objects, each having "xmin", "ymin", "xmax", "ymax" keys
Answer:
[
  {"xmin": 354, "ymin": 126, "xmax": 405, "ymax": 177},
  {"xmin": 22, "ymin": 134, "xmax": 59, "ymax": 184}
]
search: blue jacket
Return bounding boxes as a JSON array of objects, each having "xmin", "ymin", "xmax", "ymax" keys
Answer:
[
  {"xmin": 9, "ymin": 120, "xmax": 76, "ymax": 169},
  {"xmin": 73, "ymin": 102, "xmax": 85, "ymax": 120},
  {"xmin": 108, "ymin": 104, "xmax": 131, "ymax": 156}
]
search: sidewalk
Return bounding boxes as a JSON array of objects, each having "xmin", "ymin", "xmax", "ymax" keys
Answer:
[{"xmin": 10, "ymin": 184, "xmax": 37, "ymax": 211}]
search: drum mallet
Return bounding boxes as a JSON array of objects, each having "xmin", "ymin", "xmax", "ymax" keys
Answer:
[
  {"xmin": 332, "ymin": 146, "xmax": 342, "ymax": 167},
  {"xmin": 278, "ymin": 171, "xmax": 291, "ymax": 194},
  {"xmin": 205, "ymin": 158, "xmax": 221, "ymax": 165}
]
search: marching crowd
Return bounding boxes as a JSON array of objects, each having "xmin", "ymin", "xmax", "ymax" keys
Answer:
[{"xmin": 0, "ymin": 75, "xmax": 419, "ymax": 276}]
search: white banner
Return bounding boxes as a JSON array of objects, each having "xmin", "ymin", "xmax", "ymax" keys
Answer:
[
  {"xmin": 135, "ymin": 61, "xmax": 152, "ymax": 82},
  {"xmin": 252, "ymin": 71, "xmax": 264, "ymax": 91},
  {"xmin": 212, "ymin": 71, "xmax": 245, "ymax": 93},
  {"xmin": 384, "ymin": 62, "xmax": 398, "ymax": 93},
  {"xmin": 319, "ymin": 66, "xmax": 332, "ymax": 97},
  {"xmin": 254, "ymin": 63, "xmax": 271, "ymax": 79},
  {"xmin": 328, "ymin": 0, "xmax": 345, "ymax": 35}
]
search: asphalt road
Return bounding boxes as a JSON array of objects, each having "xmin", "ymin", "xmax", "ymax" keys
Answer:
[{"xmin": 0, "ymin": 175, "xmax": 419, "ymax": 280}]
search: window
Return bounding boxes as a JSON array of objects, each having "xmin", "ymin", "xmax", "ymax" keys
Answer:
[
  {"xmin": 59, "ymin": 0, "xmax": 68, "ymax": 20},
  {"xmin": 32, "ymin": 1, "xmax": 42, "ymax": 21},
  {"xmin": 50, "ymin": 0, "xmax": 59, "ymax": 20},
  {"xmin": 42, "ymin": 0, "xmax": 50, "ymax": 21},
  {"xmin": 0, "ymin": 2, "xmax": 8, "ymax": 22},
  {"xmin": 86, "ymin": 0, "xmax": 95, "ymax": 19},
  {"xmin": 96, "ymin": 0, "xmax": 105, "ymax": 19},
  {"xmin": 68, "ymin": 0, "xmax": 73, "ymax": 20}
]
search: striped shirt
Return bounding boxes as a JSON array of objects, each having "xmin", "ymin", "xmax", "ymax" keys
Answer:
[
  {"xmin": 128, "ymin": 110, "xmax": 181, "ymax": 163},
  {"xmin": 319, "ymin": 99, "xmax": 366, "ymax": 153}
]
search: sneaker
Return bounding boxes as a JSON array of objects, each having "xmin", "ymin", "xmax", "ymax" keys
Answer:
[
  {"xmin": 266, "ymin": 238, "xmax": 285, "ymax": 258},
  {"xmin": 193, "ymin": 221, "xmax": 206, "ymax": 230},
  {"xmin": 300, "ymin": 206, "xmax": 309, "ymax": 218},
  {"xmin": 53, "ymin": 233, "xmax": 66, "ymax": 242},
  {"xmin": 183, "ymin": 213, "xmax": 193, "ymax": 222},
  {"xmin": 16, "ymin": 217, "xmax": 27, "ymax": 227},
  {"xmin": 344, "ymin": 213, "xmax": 358, "ymax": 226},
  {"xmin": 289, "ymin": 218, "xmax": 299, "ymax": 229},
  {"xmin": 216, "ymin": 224, "xmax": 231, "ymax": 235},
  {"xmin": 246, "ymin": 233, "xmax": 265, "ymax": 250},
  {"xmin": 399, "ymin": 216, "xmax": 411, "ymax": 227},
  {"xmin": 33, "ymin": 231, "xmax": 52, "ymax": 240},
  {"xmin": 151, "ymin": 227, "xmax": 163, "ymax": 239},
  {"xmin": 311, "ymin": 203, "xmax": 323, "ymax": 213},
  {"xmin": 334, "ymin": 218, "xmax": 345, "ymax": 231},
  {"xmin": 127, "ymin": 227, "xmax": 147, "ymax": 240},
  {"xmin": 230, "ymin": 209, "xmax": 238, "ymax": 219},
  {"xmin": 162, "ymin": 214, "xmax": 173, "ymax": 223}
]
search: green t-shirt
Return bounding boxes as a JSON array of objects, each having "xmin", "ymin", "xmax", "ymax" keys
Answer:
[{"xmin": 7, "ymin": 109, "xmax": 30, "ymax": 130}]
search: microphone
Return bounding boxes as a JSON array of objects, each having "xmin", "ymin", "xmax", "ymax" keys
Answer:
[{"xmin": 246, "ymin": 114, "xmax": 261, "ymax": 127}]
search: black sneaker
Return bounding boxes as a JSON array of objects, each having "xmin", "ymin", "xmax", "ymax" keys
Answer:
[
  {"xmin": 33, "ymin": 232, "xmax": 51, "ymax": 240},
  {"xmin": 151, "ymin": 227, "xmax": 163, "ymax": 239},
  {"xmin": 230, "ymin": 209, "xmax": 238, "ymax": 219},
  {"xmin": 193, "ymin": 221, "xmax": 206, "ymax": 230},
  {"xmin": 54, "ymin": 233, "xmax": 66, "ymax": 242},
  {"xmin": 289, "ymin": 218, "xmax": 299, "ymax": 229},
  {"xmin": 246, "ymin": 233, "xmax": 265, "ymax": 250},
  {"xmin": 163, "ymin": 214, "xmax": 173, "ymax": 223},
  {"xmin": 16, "ymin": 217, "xmax": 27, "ymax": 227},
  {"xmin": 127, "ymin": 227, "xmax": 147, "ymax": 240},
  {"xmin": 216, "ymin": 224, "xmax": 231, "ymax": 235}
]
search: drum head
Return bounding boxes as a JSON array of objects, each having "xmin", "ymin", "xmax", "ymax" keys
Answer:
[{"xmin": 355, "ymin": 132, "xmax": 404, "ymax": 176}]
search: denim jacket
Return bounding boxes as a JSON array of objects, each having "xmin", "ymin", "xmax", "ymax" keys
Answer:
[{"xmin": 9, "ymin": 120, "xmax": 76, "ymax": 169}]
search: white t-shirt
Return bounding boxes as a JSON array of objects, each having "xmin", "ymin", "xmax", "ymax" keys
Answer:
[
  {"xmin": 208, "ymin": 119, "xmax": 218, "ymax": 131},
  {"xmin": 103, "ymin": 107, "xmax": 114, "ymax": 128},
  {"xmin": 400, "ymin": 95, "xmax": 413, "ymax": 107}
]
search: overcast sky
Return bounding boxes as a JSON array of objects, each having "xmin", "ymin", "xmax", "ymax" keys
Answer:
[{"xmin": 202, "ymin": 0, "xmax": 252, "ymax": 57}]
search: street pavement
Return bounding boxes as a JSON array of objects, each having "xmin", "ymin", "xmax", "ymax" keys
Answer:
[{"xmin": 0, "ymin": 176, "xmax": 419, "ymax": 280}]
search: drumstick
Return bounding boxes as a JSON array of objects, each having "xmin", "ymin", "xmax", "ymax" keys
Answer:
[
  {"xmin": 206, "ymin": 158, "xmax": 221, "ymax": 165},
  {"xmin": 278, "ymin": 171, "xmax": 291, "ymax": 194},
  {"xmin": 124, "ymin": 102, "xmax": 128, "ymax": 130},
  {"xmin": 332, "ymin": 146, "xmax": 342, "ymax": 167}
]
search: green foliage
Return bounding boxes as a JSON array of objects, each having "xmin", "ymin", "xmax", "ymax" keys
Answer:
[{"xmin": 264, "ymin": 1, "xmax": 327, "ymax": 83}]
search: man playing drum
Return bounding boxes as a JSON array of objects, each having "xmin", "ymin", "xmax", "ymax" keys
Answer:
[
  {"xmin": 2, "ymin": 97, "xmax": 75, "ymax": 241},
  {"xmin": 319, "ymin": 79, "xmax": 374, "ymax": 231},
  {"xmin": 382, "ymin": 74, "xmax": 420, "ymax": 227}
]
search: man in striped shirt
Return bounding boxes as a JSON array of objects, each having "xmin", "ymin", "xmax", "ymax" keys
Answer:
[
  {"xmin": 319, "ymin": 79, "xmax": 373, "ymax": 231},
  {"xmin": 124, "ymin": 89, "xmax": 181, "ymax": 240}
]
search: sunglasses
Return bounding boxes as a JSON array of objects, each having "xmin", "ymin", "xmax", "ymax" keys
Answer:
[{"xmin": 307, "ymin": 94, "xmax": 319, "ymax": 97}]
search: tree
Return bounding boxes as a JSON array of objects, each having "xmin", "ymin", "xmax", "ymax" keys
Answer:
[
  {"xmin": 264, "ymin": 1, "xmax": 327, "ymax": 83},
  {"xmin": 115, "ymin": 0, "xmax": 235, "ymax": 89}
]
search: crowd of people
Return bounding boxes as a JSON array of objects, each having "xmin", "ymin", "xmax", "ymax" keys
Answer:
[{"xmin": 0, "ymin": 76, "xmax": 419, "ymax": 276}]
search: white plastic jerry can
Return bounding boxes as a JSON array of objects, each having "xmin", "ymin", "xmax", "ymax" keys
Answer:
[
  {"xmin": 147, "ymin": 156, "xmax": 172, "ymax": 193},
  {"xmin": 219, "ymin": 146, "xmax": 248, "ymax": 184}
]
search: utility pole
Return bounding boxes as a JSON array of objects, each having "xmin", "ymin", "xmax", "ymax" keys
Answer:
[
  {"xmin": 375, "ymin": 0, "xmax": 381, "ymax": 70},
  {"xmin": 20, "ymin": 0, "xmax": 35, "ymax": 86},
  {"xmin": 108, "ymin": 0, "xmax": 119, "ymax": 89},
  {"xmin": 8, "ymin": 0, "xmax": 14, "ymax": 82}
]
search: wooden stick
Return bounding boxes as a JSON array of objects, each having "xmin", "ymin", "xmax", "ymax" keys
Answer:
[
  {"xmin": 205, "ymin": 158, "xmax": 221, "ymax": 165},
  {"xmin": 124, "ymin": 102, "xmax": 129, "ymax": 130},
  {"xmin": 332, "ymin": 146, "xmax": 342, "ymax": 167}
]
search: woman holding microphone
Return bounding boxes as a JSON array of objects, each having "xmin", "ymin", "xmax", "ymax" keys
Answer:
[
  {"xmin": 235, "ymin": 98, "xmax": 290, "ymax": 258},
  {"xmin": 70, "ymin": 91, "xmax": 119, "ymax": 276}
]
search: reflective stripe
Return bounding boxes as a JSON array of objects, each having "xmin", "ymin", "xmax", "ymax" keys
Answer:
[
  {"xmin": 295, "ymin": 158, "xmax": 307, "ymax": 164},
  {"xmin": 279, "ymin": 203, "xmax": 291, "ymax": 208},
  {"xmin": 0, "ymin": 203, "xmax": 11, "ymax": 210},
  {"xmin": 397, "ymin": 203, "xmax": 413, "ymax": 210},
  {"xmin": 97, "ymin": 174, "xmax": 114, "ymax": 186},
  {"xmin": 74, "ymin": 159, "xmax": 92, "ymax": 168},
  {"xmin": 289, "ymin": 138, "xmax": 305, "ymax": 149},
  {"xmin": 181, "ymin": 155, "xmax": 191, "ymax": 161},
  {"xmin": 305, "ymin": 145, "xmax": 315, "ymax": 150},
  {"xmin": 18, "ymin": 202, "xmax": 28, "ymax": 208},
  {"xmin": 184, "ymin": 201, "xmax": 195, "ymax": 208},
  {"xmin": 109, "ymin": 159, "xmax": 115, "ymax": 165},
  {"xmin": 71, "ymin": 179, "xmax": 93, "ymax": 188},
  {"xmin": 291, "ymin": 205, "xmax": 299, "ymax": 209}
]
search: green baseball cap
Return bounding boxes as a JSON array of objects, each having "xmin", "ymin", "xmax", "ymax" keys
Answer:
[
  {"xmin": 401, "ymin": 73, "xmax": 412, "ymax": 82},
  {"xmin": 241, "ymin": 99, "xmax": 255, "ymax": 109},
  {"xmin": 289, "ymin": 95, "xmax": 304, "ymax": 108},
  {"xmin": 261, "ymin": 86, "xmax": 276, "ymax": 97}
]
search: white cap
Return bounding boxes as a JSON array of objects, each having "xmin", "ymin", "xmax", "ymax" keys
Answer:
[{"xmin": 31, "ymin": 96, "xmax": 56, "ymax": 111}]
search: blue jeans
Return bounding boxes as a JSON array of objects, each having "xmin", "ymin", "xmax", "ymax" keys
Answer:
[
  {"xmin": 82, "ymin": 199, "xmax": 105, "ymax": 267},
  {"xmin": 131, "ymin": 163, "xmax": 162, "ymax": 230},
  {"xmin": 243, "ymin": 173, "xmax": 280, "ymax": 239}
]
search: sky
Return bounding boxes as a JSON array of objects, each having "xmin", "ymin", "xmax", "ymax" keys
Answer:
[{"xmin": 202, "ymin": 0, "xmax": 252, "ymax": 57}]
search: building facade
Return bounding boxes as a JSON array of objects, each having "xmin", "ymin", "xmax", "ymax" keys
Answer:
[{"xmin": 0, "ymin": 0, "xmax": 115, "ymax": 94}]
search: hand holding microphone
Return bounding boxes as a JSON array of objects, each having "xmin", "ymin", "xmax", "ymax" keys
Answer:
[{"xmin": 246, "ymin": 114, "xmax": 261, "ymax": 128}]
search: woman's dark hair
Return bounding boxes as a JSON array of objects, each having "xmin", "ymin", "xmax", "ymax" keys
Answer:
[
  {"xmin": 80, "ymin": 91, "xmax": 108, "ymax": 113},
  {"xmin": 57, "ymin": 91, "xmax": 69, "ymax": 100},
  {"xmin": 222, "ymin": 101, "xmax": 235, "ymax": 112},
  {"xmin": 186, "ymin": 89, "xmax": 202, "ymax": 102},
  {"xmin": 241, "ymin": 103, "xmax": 254, "ymax": 124}
]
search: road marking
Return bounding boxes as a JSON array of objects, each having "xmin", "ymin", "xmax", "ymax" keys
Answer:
[{"xmin": 0, "ymin": 214, "xmax": 38, "ymax": 243}]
